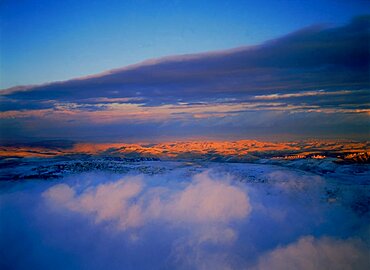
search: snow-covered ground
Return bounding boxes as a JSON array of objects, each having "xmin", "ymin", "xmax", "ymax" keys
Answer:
[{"xmin": 1, "ymin": 160, "xmax": 369, "ymax": 269}]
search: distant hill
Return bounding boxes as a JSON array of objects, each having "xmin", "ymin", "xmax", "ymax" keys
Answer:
[{"xmin": 0, "ymin": 140, "xmax": 368, "ymax": 164}]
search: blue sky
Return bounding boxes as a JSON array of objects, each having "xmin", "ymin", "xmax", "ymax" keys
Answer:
[{"xmin": 1, "ymin": 0, "xmax": 369, "ymax": 89}]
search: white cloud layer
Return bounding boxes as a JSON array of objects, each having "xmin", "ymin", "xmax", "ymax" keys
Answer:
[{"xmin": 2, "ymin": 163, "xmax": 369, "ymax": 270}]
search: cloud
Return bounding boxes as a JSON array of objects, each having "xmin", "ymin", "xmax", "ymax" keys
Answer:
[
  {"xmin": 1, "ymin": 16, "xmax": 369, "ymax": 141},
  {"xmin": 2, "ymin": 163, "xmax": 370, "ymax": 270},
  {"xmin": 253, "ymin": 236, "xmax": 370, "ymax": 270},
  {"xmin": 44, "ymin": 176, "xmax": 145, "ymax": 229},
  {"xmin": 43, "ymin": 171, "xmax": 251, "ymax": 233},
  {"xmin": 253, "ymin": 90, "xmax": 353, "ymax": 100},
  {"xmin": 41, "ymin": 170, "xmax": 252, "ymax": 269},
  {"xmin": 163, "ymin": 172, "xmax": 250, "ymax": 224},
  {"xmin": 266, "ymin": 171, "xmax": 323, "ymax": 193},
  {"xmin": 3, "ymin": 16, "xmax": 369, "ymax": 103}
]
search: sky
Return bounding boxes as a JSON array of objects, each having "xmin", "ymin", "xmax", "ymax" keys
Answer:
[{"xmin": 0, "ymin": 0, "xmax": 369, "ymax": 142}]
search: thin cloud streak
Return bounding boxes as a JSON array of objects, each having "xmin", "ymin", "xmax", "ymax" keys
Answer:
[{"xmin": 253, "ymin": 90, "xmax": 353, "ymax": 100}]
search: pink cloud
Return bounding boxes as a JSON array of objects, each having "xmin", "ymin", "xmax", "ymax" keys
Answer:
[
  {"xmin": 43, "ymin": 171, "xmax": 251, "ymax": 236},
  {"xmin": 253, "ymin": 236, "xmax": 369, "ymax": 270}
]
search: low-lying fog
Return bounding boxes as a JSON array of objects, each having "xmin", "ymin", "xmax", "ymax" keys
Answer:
[{"xmin": 1, "ymin": 162, "xmax": 369, "ymax": 269}]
